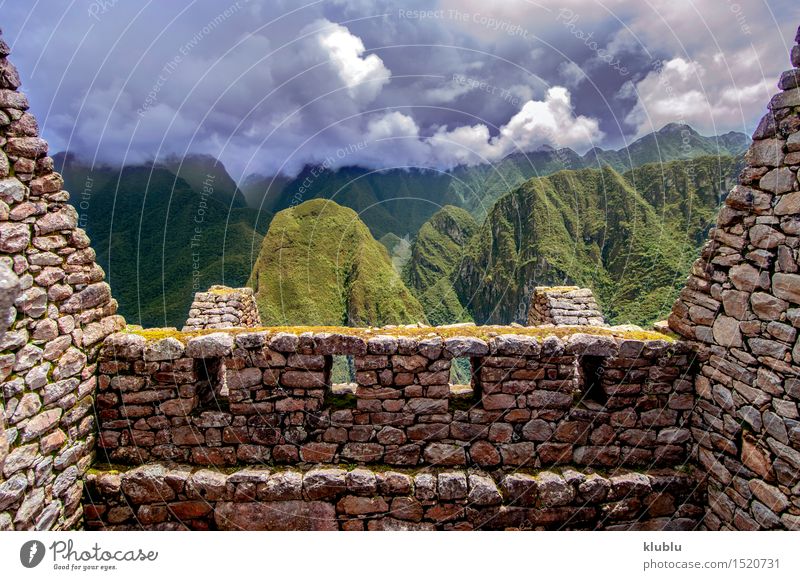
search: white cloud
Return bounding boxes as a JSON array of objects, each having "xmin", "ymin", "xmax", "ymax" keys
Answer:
[
  {"xmin": 361, "ymin": 87, "xmax": 603, "ymax": 168},
  {"xmin": 365, "ymin": 111, "xmax": 420, "ymax": 140},
  {"xmin": 312, "ymin": 19, "xmax": 391, "ymax": 102},
  {"xmin": 491, "ymin": 86, "xmax": 603, "ymax": 152},
  {"xmin": 624, "ymin": 56, "xmax": 774, "ymax": 136},
  {"xmin": 557, "ymin": 61, "xmax": 587, "ymax": 88}
]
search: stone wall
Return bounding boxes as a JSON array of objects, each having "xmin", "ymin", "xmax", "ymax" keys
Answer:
[
  {"xmin": 0, "ymin": 264, "xmax": 19, "ymax": 490},
  {"xmin": 95, "ymin": 328, "xmax": 694, "ymax": 470},
  {"xmin": 527, "ymin": 287, "xmax": 606, "ymax": 326},
  {"xmin": 182, "ymin": 286, "xmax": 260, "ymax": 331},
  {"xmin": 83, "ymin": 463, "xmax": 703, "ymax": 530},
  {"xmin": 0, "ymin": 31, "xmax": 124, "ymax": 531},
  {"xmin": 669, "ymin": 29, "xmax": 800, "ymax": 530}
]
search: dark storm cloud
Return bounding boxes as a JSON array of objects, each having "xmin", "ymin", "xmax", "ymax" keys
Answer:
[{"xmin": 1, "ymin": 0, "xmax": 798, "ymax": 179}]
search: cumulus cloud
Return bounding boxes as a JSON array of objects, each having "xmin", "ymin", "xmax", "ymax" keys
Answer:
[
  {"xmin": 623, "ymin": 55, "xmax": 774, "ymax": 136},
  {"xmin": 310, "ymin": 19, "xmax": 391, "ymax": 102},
  {"xmin": 492, "ymin": 87, "xmax": 603, "ymax": 151},
  {"xmin": 360, "ymin": 86, "xmax": 603, "ymax": 168}
]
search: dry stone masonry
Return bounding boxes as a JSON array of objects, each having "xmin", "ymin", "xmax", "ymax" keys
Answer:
[
  {"xmin": 527, "ymin": 287, "xmax": 606, "ymax": 326},
  {"xmin": 83, "ymin": 463, "xmax": 702, "ymax": 531},
  {"xmin": 182, "ymin": 286, "xmax": 260, "ymax": 331},
  {"xmin": 3, "ymin": 24, "xmax": 800, "ymax": 531},
  {"xmin": 95, "ymin": 328, "xmax": 693, "ymax": 470},
  {"xmin": 669, "ymin": 28, "xmax": 800, "ymax": 531},
  {"xmin": 0, "ymin": 29, "xmax": 124, "ymax": 531},
  {"xmin": 0, "ymin": 263, "xmax": 19, "ymax": 486}
]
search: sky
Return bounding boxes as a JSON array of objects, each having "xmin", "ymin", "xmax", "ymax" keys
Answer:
[{"xmin": 1, "ymin": 0, "xmax": 798, "ymax": 181}]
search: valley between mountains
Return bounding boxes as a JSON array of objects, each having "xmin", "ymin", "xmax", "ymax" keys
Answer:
[{"xmin": 56, "ymin": 123, "xmax": 747, "ymax": 330}]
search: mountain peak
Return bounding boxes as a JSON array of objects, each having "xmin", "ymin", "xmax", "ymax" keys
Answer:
[
  {"xmin": 657, "ymin": 122, "xmax": 697, "ymax": 135},
  {"xmin": 248, "ymin": 199, "xmax": 426, "ymax": 326}
]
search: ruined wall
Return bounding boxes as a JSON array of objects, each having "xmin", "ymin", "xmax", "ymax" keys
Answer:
[
  {"xmin": 95, "ymin": 328, "xmax": 694, "ymax": 470},
  {"xmin": 669, "ymin": 29, "xmax": 800, "ymax": 530},
  {"xmin": 182, "ymin": 286, "xmax": 260, "ymax": 331},
  {"xmin": 527, "ymin": 287, "xmax": 606, "ymax": 326},
  {"xmin": 82, "ymin": 463, "xmax": 702, "ymax": 531},
  {"xmin": 0, "ymin": 31, "xmax": 124, "ymax": 531}
]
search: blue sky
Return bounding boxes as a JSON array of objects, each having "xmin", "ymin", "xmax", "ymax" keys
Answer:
[{"xmin": 1, "ymin": 0, "xmax": 798, "ymax": 178}]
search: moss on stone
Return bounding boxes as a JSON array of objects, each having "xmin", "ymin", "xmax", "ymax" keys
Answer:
[{"xmin": 124, "ymin": 322, "xmax": 674, "ymax": 343}]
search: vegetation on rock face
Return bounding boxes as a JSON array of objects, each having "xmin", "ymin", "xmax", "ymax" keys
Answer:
[
  {"xmin": 454, "ymin": 155, "xmax": 740, "ymax": 326},
  {"xmin": 127, "ymin": 322, "xmax": 674, "ymax": 343},
  {"xmin": 403, "ymin": 205, "xmax": 478, "ymax": 325},
  {"xmin": 247, "ymin": 199, "xmax": 427, "ymax": 326}
]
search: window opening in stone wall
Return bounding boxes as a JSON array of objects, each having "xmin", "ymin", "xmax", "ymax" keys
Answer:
[
  {"xmin": 325, "ymin": 355, "xmax": 357, "ymax": 409},
  {"xmin": 449, "ymin": 357, "xmax": 473, "ymax": 390},
  {"xmin": 194, "ymin": 357, "xmax": 228, "ymax": 410},
  {"xmin": 450, "ymin": 357, "xmax": 479, "ymax": 410},
  {"xmin": 579, "ymin": 355, "xmax": 606, "ymax": 407}
]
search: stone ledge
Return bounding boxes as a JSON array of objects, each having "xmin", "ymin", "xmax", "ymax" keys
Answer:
[
  {"xmin": 105, "ymin": 325, "xmax": 678, "ymax": 361},
  {"xmin": 83, "ymin": 463, "xmax": 703, "ymax": 531}
]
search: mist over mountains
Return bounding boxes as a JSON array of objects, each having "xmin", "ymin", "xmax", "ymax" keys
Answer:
[{"xmin": 54, "ymin": 123, "xmax": 747, "ymax": 329}]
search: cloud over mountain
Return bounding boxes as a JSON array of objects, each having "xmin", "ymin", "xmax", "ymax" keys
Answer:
[{"xmin": 2, "ymin": 0, "xmax": 796, "ymax": 177}]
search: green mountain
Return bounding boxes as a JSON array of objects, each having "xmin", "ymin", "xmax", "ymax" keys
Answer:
[
  {"xmin": 243, "ymin": 124, "xmax": 748, "ymax": 237},
  {"xmin": 247, "ymin": 199, "xmax": 427, "ymax": 326},
  {"xmin": 582, "ymin": 123, "xmax": 750, "ymax": 171},
  {"xmin": 251, "ymin": 166, "xmax": 459, "ymax": 239},
  {"xmin": 51, "ymin": 122, "xmax": 746, "ymax": 330},
  {"xmin": 448, "ymin": 124, "xmax": 749, "ymax": 219},
  {"xmin": 403, "ymin": 206, "xmax": 478, "ymax": 325},
  {"xmin": 160, "ymin": 153, "xmax": 248, "ymax": 208},
  {"xmin": 454, "ymin": 155, "xmax": 740, "ymax": 326},
  {"xmin": 240, "ymin": 173, "xmax": 291, "ymax": 210},
  {"xmin": 54, "ymin": 153, "xmax": 266, "ymax": 328}
]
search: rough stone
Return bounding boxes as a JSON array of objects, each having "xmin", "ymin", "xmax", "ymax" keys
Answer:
[{"xmin": 215, "ymin": 501, "xmax": 336, "ymax": 531}]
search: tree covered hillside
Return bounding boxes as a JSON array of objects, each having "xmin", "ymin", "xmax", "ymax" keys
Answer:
[{"xmin": 403, "ymin": 205, "xmax": 478, "ymax": 325}]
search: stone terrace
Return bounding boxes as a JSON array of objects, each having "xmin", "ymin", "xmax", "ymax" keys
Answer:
[{"xmin": 83, "ymin": 463, "xmax": 703, "ymax": 531}]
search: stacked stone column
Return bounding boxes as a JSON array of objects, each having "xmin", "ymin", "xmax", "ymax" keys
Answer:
[
  {"xmin": 182, "ymin": 285, "xmax": 261, "ymax": 331},
  {"xmin": 0, "ymin": 30, "xmax": 124, "ymax": 530},
  {"xmin": 527, "ymin": 286, "xmax": 606, "ymax": 326},
  {"xmin": 669, "ymin": 27, "xmax": 800, "ymax": 530}
]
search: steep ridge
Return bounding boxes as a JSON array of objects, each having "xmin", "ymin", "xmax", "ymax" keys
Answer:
[
  {"xmin": 247, "ymin": 199, "xmax": 426, "ymax": 326},
  {"xmin": 403, "ymin": 205, "xmax": 478, "ymax": 325},
  {"xmin": 243, "ymin": 124, "xmax": 749, "ymax": 238},
  {"xmin": 455, "ymin": 155, "xmax": 740, "ymax": 326}
]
